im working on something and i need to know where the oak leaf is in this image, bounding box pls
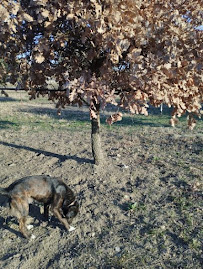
[34,53,45,64]
[22,13,33,22]
[106,112,122,125]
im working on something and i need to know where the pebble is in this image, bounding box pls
[69,226,76,232]
[8,163,16,167]
[31,234,36,240]
[124,194,130,201]
[27,224,34,230]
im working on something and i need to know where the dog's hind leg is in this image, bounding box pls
[19,216,30,238]
[10,197,30,238]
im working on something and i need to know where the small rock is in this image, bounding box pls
[85,213,91,219]
[69,226,76,232]
[94,208,100,215]
[26,224,34,230]
[8,163,16,167]
[119,164,129,169]
[115,246,121,252]
[30,234,36,240]
[41,221,48,227]
[13,253,21,258]
[124,194,130,201]
[160,225,166,230]
[123,164,129,169]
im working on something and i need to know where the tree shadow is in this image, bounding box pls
[0,120,19,130]
[0,96,19,102]
[115,116,171,128]
[166,231,188,247]
[19,106,91,123]
[0,141,93,164]
[19,105,173,128]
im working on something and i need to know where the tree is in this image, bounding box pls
[0,0,202,164]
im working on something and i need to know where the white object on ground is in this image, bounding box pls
[123,164,129,169]
[31,234,36,240]
[27,224,34,230]
[69,226,76,232]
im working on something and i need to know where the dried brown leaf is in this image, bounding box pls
[106,112,122,125]
[22,13,33,22]
[34,53,45,64]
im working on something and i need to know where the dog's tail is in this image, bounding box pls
[0,187,9,196]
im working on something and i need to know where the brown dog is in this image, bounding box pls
[0,175,79,238]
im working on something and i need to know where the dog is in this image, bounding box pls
[0,175,79,238]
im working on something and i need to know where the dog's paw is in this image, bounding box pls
[69,226,76,232]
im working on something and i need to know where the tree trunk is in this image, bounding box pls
[91,110,103,165]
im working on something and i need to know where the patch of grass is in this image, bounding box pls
[153,156,161,162]
[0,114,90,132]
[0,120,19,130]
[166,190,202,254]
[189,238,202,250]
[128,202,146,212]
[1,94,203,131]
[106,252,148,269]
[173,195,192,211]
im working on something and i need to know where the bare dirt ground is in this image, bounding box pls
[0,92,202,269]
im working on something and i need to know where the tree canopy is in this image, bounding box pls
[0,0,202,129]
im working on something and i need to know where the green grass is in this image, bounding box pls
[1,110,202,132]
[0,93,202,131]
[109,113,203,130]
[0,114,91,131]
[128,202,146,212]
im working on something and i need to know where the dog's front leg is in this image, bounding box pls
[51,195,70,230]
[41,203,50,227]
[44,203,49,221]
[52,207,70,230]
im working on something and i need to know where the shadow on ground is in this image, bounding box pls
[0,200,66,241]
[0,97,19,102]
[0,141,93,164]
[19,105,173,128]
[0,121,19,130]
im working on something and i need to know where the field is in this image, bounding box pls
[0,91,202,269]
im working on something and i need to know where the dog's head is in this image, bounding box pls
[62,200,79,224]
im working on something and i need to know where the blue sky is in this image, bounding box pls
[196,25,203,30]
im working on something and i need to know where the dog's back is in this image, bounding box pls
[3,175,70,204]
